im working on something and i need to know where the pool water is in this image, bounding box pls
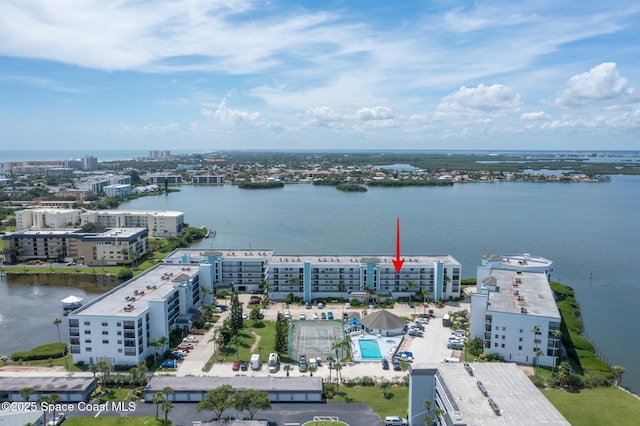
[358,339,383,359]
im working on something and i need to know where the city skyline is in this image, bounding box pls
[1,1,639,151]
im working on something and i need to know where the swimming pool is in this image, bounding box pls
[358,339,383,359]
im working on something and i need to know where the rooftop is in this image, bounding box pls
[482,269,560,318]
[411,362,569,425]
[72,263,199,317]
[145,376,323,393]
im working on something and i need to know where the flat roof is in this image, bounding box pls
[166,249,460,266]
[483,269,560,318]
[94,210,184,217]
[412,363,569,425]
[72,263,199,317]
[3,228,83,237]
[145,376,323,393]
[484,253,553,269]
[82,227,147,240]
[0,376,95,392]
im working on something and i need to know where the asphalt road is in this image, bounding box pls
[60,401,383,426]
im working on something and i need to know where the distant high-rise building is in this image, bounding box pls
[149,150,171,159]
[82,155,98,171]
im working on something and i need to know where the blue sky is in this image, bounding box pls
[1,0,639,152]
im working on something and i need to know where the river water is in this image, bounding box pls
[2,176,639,392]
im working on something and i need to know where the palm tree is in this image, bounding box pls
[557,361,571,387]
[38,395,50,424]
[552,329,562,371]
[535,348,544,377]
[283,364,291,377]
[326,355,335,384]
[308,364,317,377]
[161,399,174,425]
[338,281,346,302]
[20,387,35,402]
[162,386,174,402]
[52,317,69,371]
[334,363,343,391]
[48,393,61,421]
[532,325,541,373]
[152,392,165,420]
[423,399,433,426]
[148,338,162,364]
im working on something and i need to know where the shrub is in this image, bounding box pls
[530,375,545,388]
[383,391,394,399]
[10,343,67,361]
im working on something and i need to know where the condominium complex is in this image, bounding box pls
[76,174,131,194]
[2,227,148,265]
[470,254,561,367]
[15,208,184,238]
[68,263,206,366]
[104,184,132,198]
[82,210,184,237]
[165,249,462,301]
[16,208,81,229]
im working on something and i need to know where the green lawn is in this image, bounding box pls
[219,319,276,363]
[329,384,409,419]
[543,387,640,426]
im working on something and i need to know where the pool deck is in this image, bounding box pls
[351,334,404,362]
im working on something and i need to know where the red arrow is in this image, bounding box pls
[392,217,404,273]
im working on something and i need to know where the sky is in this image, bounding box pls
[1,0,639,152]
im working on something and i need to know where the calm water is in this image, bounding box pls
[2,176,639,392]
[119,177,640,392]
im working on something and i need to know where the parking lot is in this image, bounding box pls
[175,295,470,380]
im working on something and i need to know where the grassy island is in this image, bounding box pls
[238,181,285,189]
[336,183,367,192]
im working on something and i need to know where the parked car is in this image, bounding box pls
[345,302,351,309]
[327,311,334,320]
[299,312,306,320]
[232,360,241,371]
[250,290,262,294]
[248,298,261,305]
[240,361,249,371]
[396,351,413,358]
[189,328,205,335]
[448,342,464,350]
[385,416,408,426]
[285,311,291,320]
[161,359,177,368]
[299,354,308,372]
[408,330,423,337]
[408,301,415,309]
[305,303,312,309]
[313,313,319,320]
[317,302,324,309]
[382,358,390,370]
[321,312,327,320]
[183,336,199,343]
[47,413,66,426]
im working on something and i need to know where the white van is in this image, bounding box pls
[250,353,261,370]
[443,357,461,363]
[268,352,278,372]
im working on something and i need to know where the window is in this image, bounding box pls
[84,339,91,343]
[86,347,92,352]
[117,322,122,327]
[84,321,91,326]
[117,331,122,335]
[501,344,505,348]
[519,337,523,342]
[102,331,108,335]
[117,340,122,344]
[518,346,523,350]
[101,322,108,326]
[102,339,109,344]
[494,334,498,339]
[118,349,123,353]
[502,335,506,340]
[494,343,498,347]
[84,330,91,335]
[519,329,523,333]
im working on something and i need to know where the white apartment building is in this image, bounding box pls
[81,210,184,237]
[165,249,462,302]
[68,263,208,366]
[470,257,561,367]
[16,208,81,229]
[104,184,132,198]
[77,175,131,194]
[2,227,148,265]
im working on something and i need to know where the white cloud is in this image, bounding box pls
[303,106,343,127]
[355,106,394,121]
[201,98,263,126]
[555,62,635,107]
[521,111,550,120]
[437,84,521,114]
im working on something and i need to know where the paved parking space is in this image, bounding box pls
[175,296,471,379]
